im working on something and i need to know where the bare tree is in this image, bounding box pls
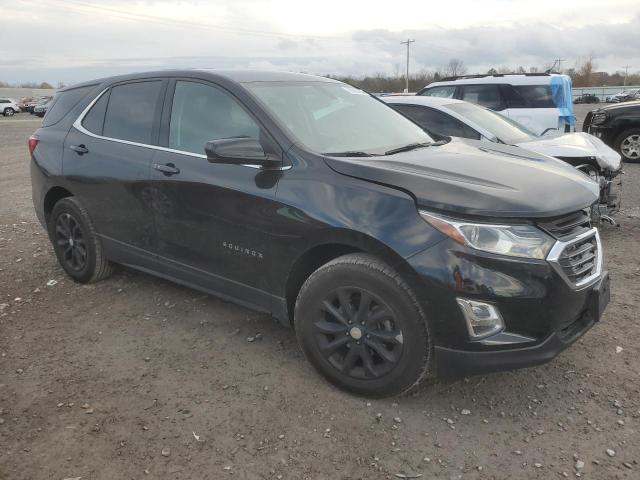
[444,59,467,77]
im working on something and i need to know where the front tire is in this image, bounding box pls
[3,108,15,117]
[615,128,640,163]
[294,253,430,397]
[48,197,114,283]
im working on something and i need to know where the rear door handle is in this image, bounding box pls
[153,162,180,176]
[69,144,88,155]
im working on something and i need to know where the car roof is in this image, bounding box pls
[382,96,465,107]
[425,73,568,87]
[60,69,339,92]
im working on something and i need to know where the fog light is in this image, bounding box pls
[456,298,504,340]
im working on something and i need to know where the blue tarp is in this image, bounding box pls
[550,75,575,126]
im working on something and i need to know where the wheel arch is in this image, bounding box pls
[43,186,74,224]
[283,231,429,327]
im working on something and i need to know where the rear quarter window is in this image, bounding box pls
[42,85,96,127]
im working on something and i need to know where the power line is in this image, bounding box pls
[48,0,345,41]
[400,39,415,93]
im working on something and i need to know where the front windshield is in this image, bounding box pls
[445,102,537,144]
[245,81,433,155]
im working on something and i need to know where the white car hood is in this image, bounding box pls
[515,132,621,171]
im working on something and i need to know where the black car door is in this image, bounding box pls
[63,79,166,261]
[148,79,285,310]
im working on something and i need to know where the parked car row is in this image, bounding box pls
[30,70,610,397]
[0,95,54,117]
[606,89,640,103]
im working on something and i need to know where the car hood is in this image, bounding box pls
[515,132,621,171]
[594,100,640,112]
[323,139,599,219]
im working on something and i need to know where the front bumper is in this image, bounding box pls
[435,271,608,378]
[405,234,609,379]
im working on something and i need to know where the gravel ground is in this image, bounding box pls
[1,112,639,480]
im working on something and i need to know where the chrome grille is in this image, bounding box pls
[547,227,602,289]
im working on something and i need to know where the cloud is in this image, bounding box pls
[0,0,638,84]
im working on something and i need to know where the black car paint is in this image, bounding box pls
[31,70,605,379]
[583,100,640,149]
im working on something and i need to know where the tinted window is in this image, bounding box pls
[0,99,9,104]
[394,104,480,140]
[82,90,110,135]
[42,85,95,127]
[460,85,504,110]
[103,81,163,144]
[420,86,456,98]
[169,81,260,154]
[500,85,528,108]
[512,85,555,108]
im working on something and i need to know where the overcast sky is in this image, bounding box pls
[1,0,639,84]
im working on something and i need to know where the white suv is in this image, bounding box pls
[0,98,21,116]
[417,73,574,136]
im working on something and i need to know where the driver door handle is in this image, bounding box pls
[153,162,180,176]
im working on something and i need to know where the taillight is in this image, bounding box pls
[28,134,39,155]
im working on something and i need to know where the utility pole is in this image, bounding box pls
[401,39,415,93]
[621,65,631,86]
[552,58,566,72]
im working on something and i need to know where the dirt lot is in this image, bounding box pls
[1,111,639,480]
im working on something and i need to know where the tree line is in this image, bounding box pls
[2,57,638,93]
[329,58,640,93]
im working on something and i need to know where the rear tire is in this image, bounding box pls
[614,128,640,163]
[294,253,430,397]
[48,197,114,283]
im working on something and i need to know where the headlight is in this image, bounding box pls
[590,113,607,125]
[420,211,555,259]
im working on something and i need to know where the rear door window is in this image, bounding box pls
[42,85,96,127]
[459,84,505,110]
[393,104,480,140]
[511,85,555,108]
[419,86,456,98]
[102,81,163,144]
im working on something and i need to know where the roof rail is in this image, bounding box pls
[438,72,555,82]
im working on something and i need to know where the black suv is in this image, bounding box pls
[30,70,609,397]
[583,101,640,162]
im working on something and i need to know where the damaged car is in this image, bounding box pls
[385,95,622,222]
[30,71,608,397]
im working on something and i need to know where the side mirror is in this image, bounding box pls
[205,137,277,167]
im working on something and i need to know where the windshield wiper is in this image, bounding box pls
[322,151,377,157]
[384,141,445,156]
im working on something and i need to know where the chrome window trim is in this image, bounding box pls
[72,87,291,171]
[546,227,603,290]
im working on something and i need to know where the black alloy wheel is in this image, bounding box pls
[48,197,114,283]
[54,213,87,271]
[295,253,430,397]
[314,287,403,379]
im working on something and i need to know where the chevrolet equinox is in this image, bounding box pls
[30,70,610,397]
